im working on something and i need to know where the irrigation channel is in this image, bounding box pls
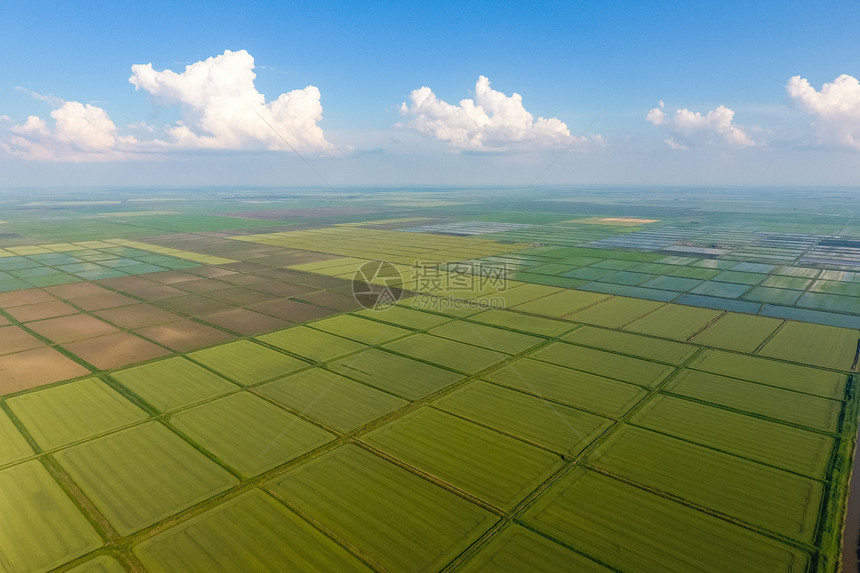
[843,409,860,572]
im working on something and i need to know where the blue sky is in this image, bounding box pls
[2,0,860,188]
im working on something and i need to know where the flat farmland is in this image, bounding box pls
[0,460,103,572]
[632,394,835,478]
[459,525,611,572]
[758,321,859,370]
[269,444,498,572]
[484,357,646,417]
[169,392,334,477]
[1,188,860,572]
[0,408,34,466]
[587,425,823,542]
[561,325,697,364]
[259,367,409,432]
[623,304,723,340]
[110,356,238,412]
[434,380,613,455]
[7,377,148,450]
[54,421,238,535]
[328,347,464,400]
[531,341,676,387]
[383,333,509,374]
[467,308,573,336]
[689,349,848,399]
[666,369,843,432]
[427,320,545,354]
[134,489,371,572]
[690,313,783,352]
[310,313,413,344]
[188,340,310,385]
[362,407,564,509]
[522,468,810,573]
[257,325,366,362]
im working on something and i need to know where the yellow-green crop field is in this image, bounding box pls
[1,188,859,572]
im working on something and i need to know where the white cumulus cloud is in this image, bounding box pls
[399,76,577,151]
[2,101,137,161]
[645,101,756,149]
[129,49,336,153]
[1,49,337,161]
[787,74,860,149]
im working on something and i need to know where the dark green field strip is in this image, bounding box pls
[54,421,238,536]
[798,292,860,315]
[809,280,860,297]
[762,275,813,290]
[7,377,149,450]
[188,340,310,386]
[761,304,860,329]
[675,293,764,314]
[623,304,723,340]
[134,489,371,572]
[362,407,564,510]
[328,348,464,400]
[563,296,664,328]
[666,370,842,432]
[713,270,768,285]
[531,342,676,388]
[434,381,613,455]
[110,357,239,412]
[427,320,545,354]
[631,394,835,479]
[483,283,565,308]
[690,350,848,399]
[169,393,334,478]
[690,313,783,353]
[776,266,821,279]
[576,281,680,302]
[641,275,704,292]
[561,325,697,365]
[355,304,453,330]
[484,358,646,418]
[757,322,859,371]
[689,280,753,298]
[744,286,804,306]
[383,333,510,374]
[257,325,366,362]
[522,468,810,573]
[309,313,413,344]
[459,524,611,572]
[587,425,823,543]
[510,289,609,317]
[269,444,498,572]
[467,309,573,337]
[259,368,409,432]
[0,459,104,573]
[0,406,36,466]
[599,270,658,285]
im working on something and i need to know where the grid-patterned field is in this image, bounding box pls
[1,187,859,573]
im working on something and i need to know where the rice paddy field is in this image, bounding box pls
[1,185,859,572]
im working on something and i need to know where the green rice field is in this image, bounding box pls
[1,186,859,572]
